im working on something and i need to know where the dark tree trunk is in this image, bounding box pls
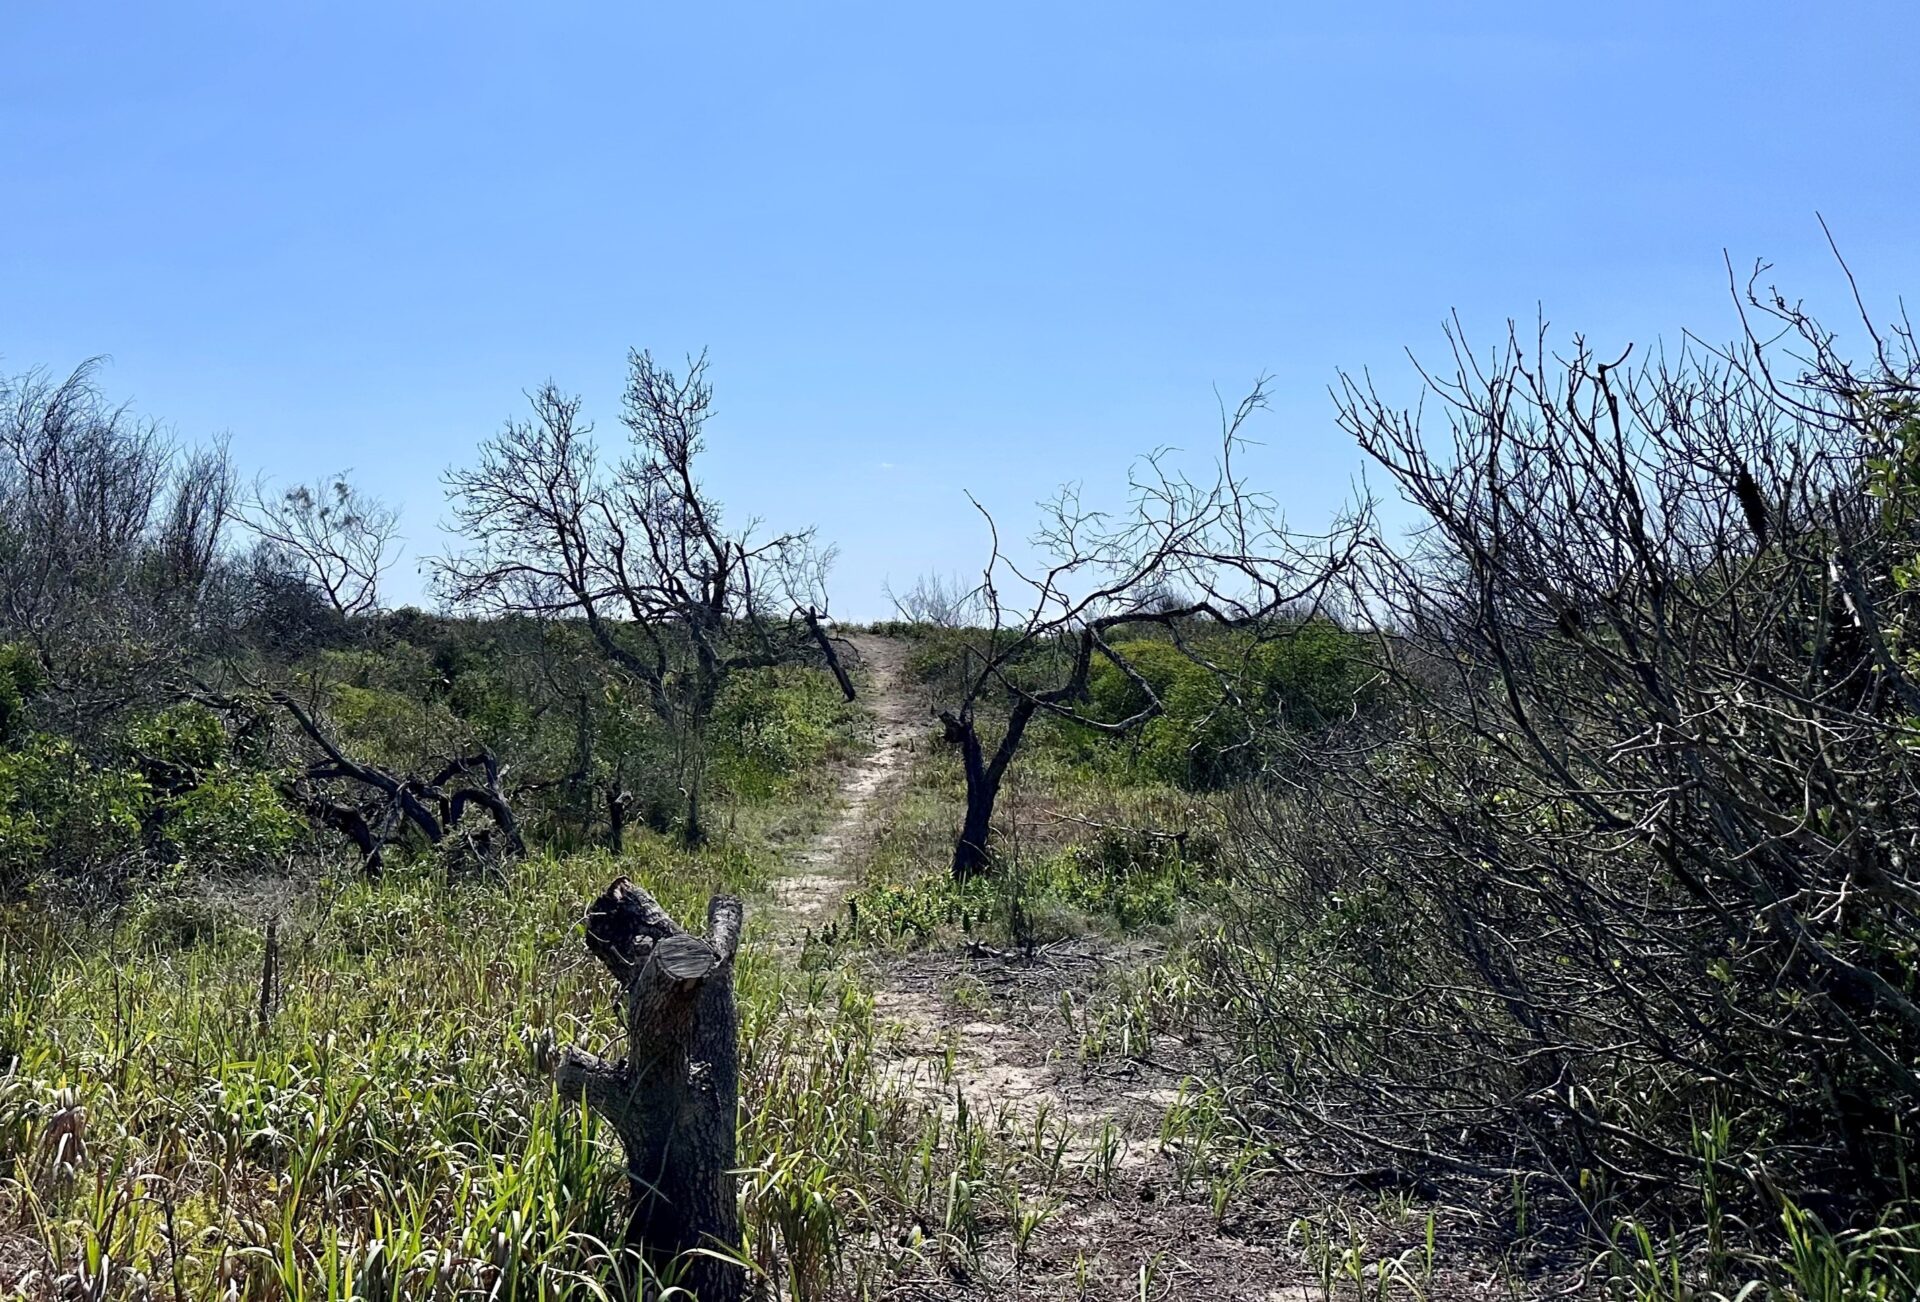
[953,773,998,880]
[804,607,857,702]
[942,698,1037,881]
[440,752,526,856]
[556,878,743,1300]
[683,776,707,847]
[283,786,383,879]
[681,682,715,848]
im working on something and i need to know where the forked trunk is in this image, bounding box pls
[942,698,1036,881]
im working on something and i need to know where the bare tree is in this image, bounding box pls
[436,351,846,844]
[0,359,234,723]
[235,472,398,616]
[884,570,982,627]
[928,384,1364,878]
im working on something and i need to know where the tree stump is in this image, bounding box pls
[555,877,744,1300]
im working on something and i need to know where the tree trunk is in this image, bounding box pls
[804,607,857,702]
[681,708,711,847]
[556,877,743,1300]
[283,786,384,879]
[953,767,998,880]
[684,774,707,847]
[942,699,1036,881]
[572,692,595,827]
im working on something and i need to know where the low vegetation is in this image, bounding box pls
[7,274,1920,1299]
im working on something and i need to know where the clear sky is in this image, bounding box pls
[4,2,1915,618]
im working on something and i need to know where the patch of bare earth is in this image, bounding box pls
[866,942,1589,1300]
[868,943,1335,1300]
[0,1228,57,1298]
[873,940,1187,1163]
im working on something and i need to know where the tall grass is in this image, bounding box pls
[0,831,1049,1300]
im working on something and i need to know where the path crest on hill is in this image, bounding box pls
[769,632,921,925]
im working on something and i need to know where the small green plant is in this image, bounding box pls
[1138,1249,1167,1301]
[1007,1187,1059,1267]
[1084,1120,1128,1194]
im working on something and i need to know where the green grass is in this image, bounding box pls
[5,852,633,1298]
[31,641,1912,1300]
[0,832,1002,1300]
[838,720,1222,954]
[0,694,1133,1301]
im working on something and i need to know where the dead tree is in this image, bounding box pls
[234,472,399,617]
[926,383,1364,879]
[190,683,525,876]
[802,605,856,702]
[884,571,982,628]
[437,352,847,845]
[556,877,744,1301]
[0,359,235,726]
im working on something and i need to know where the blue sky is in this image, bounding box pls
[4,2,1915,618]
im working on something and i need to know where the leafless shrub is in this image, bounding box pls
[1214,269,1920,1233]
[0,360,234,722]
[885,571,982,628]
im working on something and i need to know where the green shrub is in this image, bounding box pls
[326,680,463,770]
[127,702,227,771]
[0,643,46,743]
[711,667,858,802]
[1074,622,1374,788]
[122,703,305,873]
[0,735,150,896]
[156,769,302,871]
[0,703,304,894]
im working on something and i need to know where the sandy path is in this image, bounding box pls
[768,632,921,926]
[762,636,1318,1297]
[768,635,1179,1146]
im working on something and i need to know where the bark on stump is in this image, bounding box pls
[555,877,744,1300]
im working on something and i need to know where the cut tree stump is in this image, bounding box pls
[555,877,744,1300]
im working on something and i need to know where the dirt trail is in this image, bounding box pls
[769,632,921,926]
[765,635,1317,1298]
[769,633,1184,1152]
